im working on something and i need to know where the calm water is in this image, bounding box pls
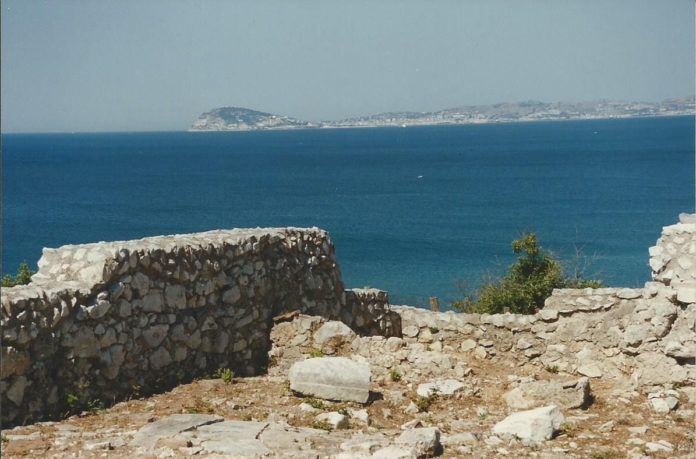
[2,117,694,307]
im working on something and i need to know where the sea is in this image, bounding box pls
[2,116,694,308]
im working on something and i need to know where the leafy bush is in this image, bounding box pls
[2,261,35,287]
[389,369,402,382]
[414,392,439,412]
[452,233,602,315]
[215,367,235,384]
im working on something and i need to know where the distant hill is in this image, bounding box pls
[190,107,313,131]
[190,97,694,131]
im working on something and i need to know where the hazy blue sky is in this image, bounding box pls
[1,0,694,133]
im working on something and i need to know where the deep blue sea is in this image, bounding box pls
[2,116,694,307]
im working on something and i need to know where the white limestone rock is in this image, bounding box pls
[676,286,696,304]
[402,325,420,338]
[648,390,679,413]
[503,378,590,410]
[349,408,370,425]
[313,321,356,348]
[492,405,564,442]
[645,440,673,452]
[577,363,602,378]
[460,339,477,351]
[634,352,688,386]
[130,414,223,449]
[395,427,442,458]
[315,412,349,430]
[372,445,419,459]
[416,379,465,398]
[298,402,320,413]
[289,357,370,403]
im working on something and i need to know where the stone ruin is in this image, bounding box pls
[1,215,695,428]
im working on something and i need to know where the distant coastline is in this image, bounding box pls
[189,98,695,132]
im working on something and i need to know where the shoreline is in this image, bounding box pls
[186,111,695,133]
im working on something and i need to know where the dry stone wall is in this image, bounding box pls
[342,288,401,337]
[2,214,694,429]
[1,228,347,426]
[650,213,696,304]
[388,214,696,391]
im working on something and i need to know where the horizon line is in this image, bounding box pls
[1,112,694,136]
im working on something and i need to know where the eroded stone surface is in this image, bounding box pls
[289,357,371,403]
[503,378,590,410]
[492,405,564,442]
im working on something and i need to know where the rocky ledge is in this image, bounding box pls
[2,310,694,458]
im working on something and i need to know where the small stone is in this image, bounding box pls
[349,408,370,425]
[403,325,419,338]
[313,321,356,348]
[676,286,696,304]
[141,292,164,313]
[401,419,423,430]
[429,341,443,352]
[648,393,679,413]
[222,286,241,304]
[149,347,172,370]
[142,324,169,348]
[484,435,503,447]
[315,412,349,430]
[395,427,441,457]
[598,420,615,431]
[417,328,433,343]
[460,339,477,352]
[577,363,602,378]
[299,403,320,413]
[503,378,590,410]
[118,300,131,318]
[473,347,488,360]
[492,405,564,442]
[6,376,28,405]
[617,289,642,300]
[164,284,187,309]
[627,426,649,435]
[404,401,419,415]
[416,379,465,397]
[131,272,150,295]
[86,300,111,319]
[538,309,559,321]
[441,432,479,446]
[371,445,418,459]
[516,338,533,350]
[645,440,673,452]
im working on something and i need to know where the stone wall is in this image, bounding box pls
[2,215,694,428]
[1,228,348,426]
[650,213,696,304]
[342,288,401,338]
[389,214,696,391]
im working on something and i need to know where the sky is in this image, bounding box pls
[1,0,694,133]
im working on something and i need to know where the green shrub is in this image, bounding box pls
[2,261,35,287]
[389,369,402,382]
[452,233,602,315]
[306,397,325,410]
[65,381,102,414]
[215,367,235,384]
[414,392,438,412]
